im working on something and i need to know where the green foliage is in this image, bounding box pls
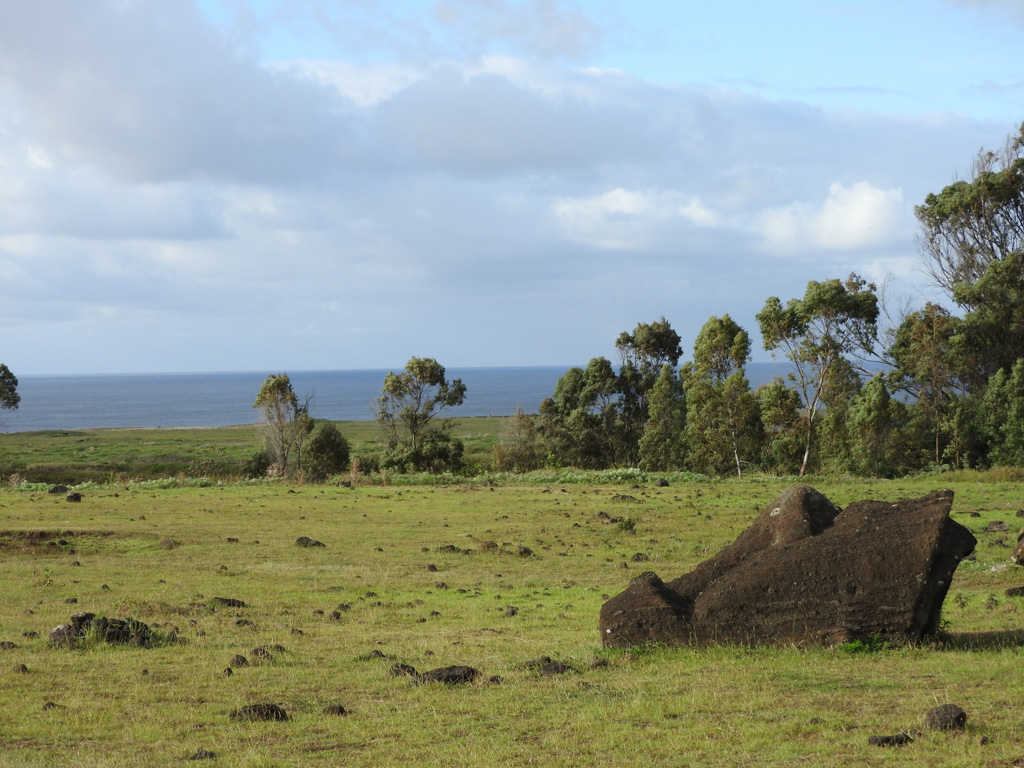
[303,422,351,482]
[638,365,687,471]
[756,274,879,476]
[376,357,467,473]
[981,359,1024,466]
[683,317,761,477]
[756,379,804,475]
[915,121,1024,298]
[492,407,543,472]
[837,633,893,654]
[252,373,313,474]
[0,363,19,411]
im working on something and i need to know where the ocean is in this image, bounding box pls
[0,363,790,433]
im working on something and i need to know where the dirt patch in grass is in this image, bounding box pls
[0,530,118,554]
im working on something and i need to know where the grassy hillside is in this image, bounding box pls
[1,474,1024,766]
[0,417,509,483]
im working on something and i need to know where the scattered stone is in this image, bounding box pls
[868,732,914,747]
[249,648,274,664]
[290,628,303,636]
[209,597,246,608]
[66,493,82,503]
[368,649,387,659]
[600,486,976,647]
[64,597,78,604]
[42,701,65,711]
[229,655,249,667]
[48,485,68,495]
[630,552,649,562]
[426,563,438,572]
[222,667,233,677]
[654,479,669,488]
[416,665,479,685]
[925,704,967,731]
[986,521,1010,533]
[516,546,534,557]
[229,703,289,722]
[235,619,255,628]
[227,537,239,543]
[21,631,37,639]
[188,748,216,760]
[322,704,348,716]
[12,663,28,674]
[478,541,499,552]
[1006,586,1024,597]
[437,545,463,554]
[390,663,417,677]
[504,606,519,617]
[157,539,179,550]
[50,613,154,648]
[0,641,17,650]
[538,661,574,676]
[435,582,449,590]
[295,536,325,548]
[525,656,552,669]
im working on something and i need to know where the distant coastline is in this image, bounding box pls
[0,363,792,434]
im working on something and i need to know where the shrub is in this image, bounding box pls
[303,423,351,483]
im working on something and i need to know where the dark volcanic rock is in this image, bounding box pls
[869,732,914,747]
[600,486,976,647]
[51,613,154,648]
[322,704,348,716]
[295,536,325,548]
[229,703,289,722]
[925,704,967,731]
[210,597,246,608]
[416,665,479,684]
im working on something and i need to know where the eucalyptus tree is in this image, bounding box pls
[916,123,1024,389]
[756,275,879,477]
[253,373,313,475]
[684,315,761,476]
[615,317,682,464]
[375,357,467,473]
[0,364,19,411]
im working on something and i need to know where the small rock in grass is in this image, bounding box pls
[322,704,348,716]
[416,665,479,685]
[390,663,417,678]
[209,597,246,608]
[229,703,288,722]
[925,704,967,731]
[868,732,914,747]
[0,641,18,650]
[41,701,65,711]
[12,663,29,674]
[188,749,216,760]
[295,536,325,548]
[229,655,249,667]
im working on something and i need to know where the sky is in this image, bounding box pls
[0,0,1022,375]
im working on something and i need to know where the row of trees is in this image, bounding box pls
[244,122,1024,480]
[505,123,1024,478]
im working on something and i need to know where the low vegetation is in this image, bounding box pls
[2,461,1024,766]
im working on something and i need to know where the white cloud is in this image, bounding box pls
[756,181,907,254]
[553,187,719,250]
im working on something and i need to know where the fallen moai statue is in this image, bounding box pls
[600,486,976,647]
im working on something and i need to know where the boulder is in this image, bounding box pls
[600,486,976,647]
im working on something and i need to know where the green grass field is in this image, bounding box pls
[0,417,508,483]
[3,427,1024,765]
